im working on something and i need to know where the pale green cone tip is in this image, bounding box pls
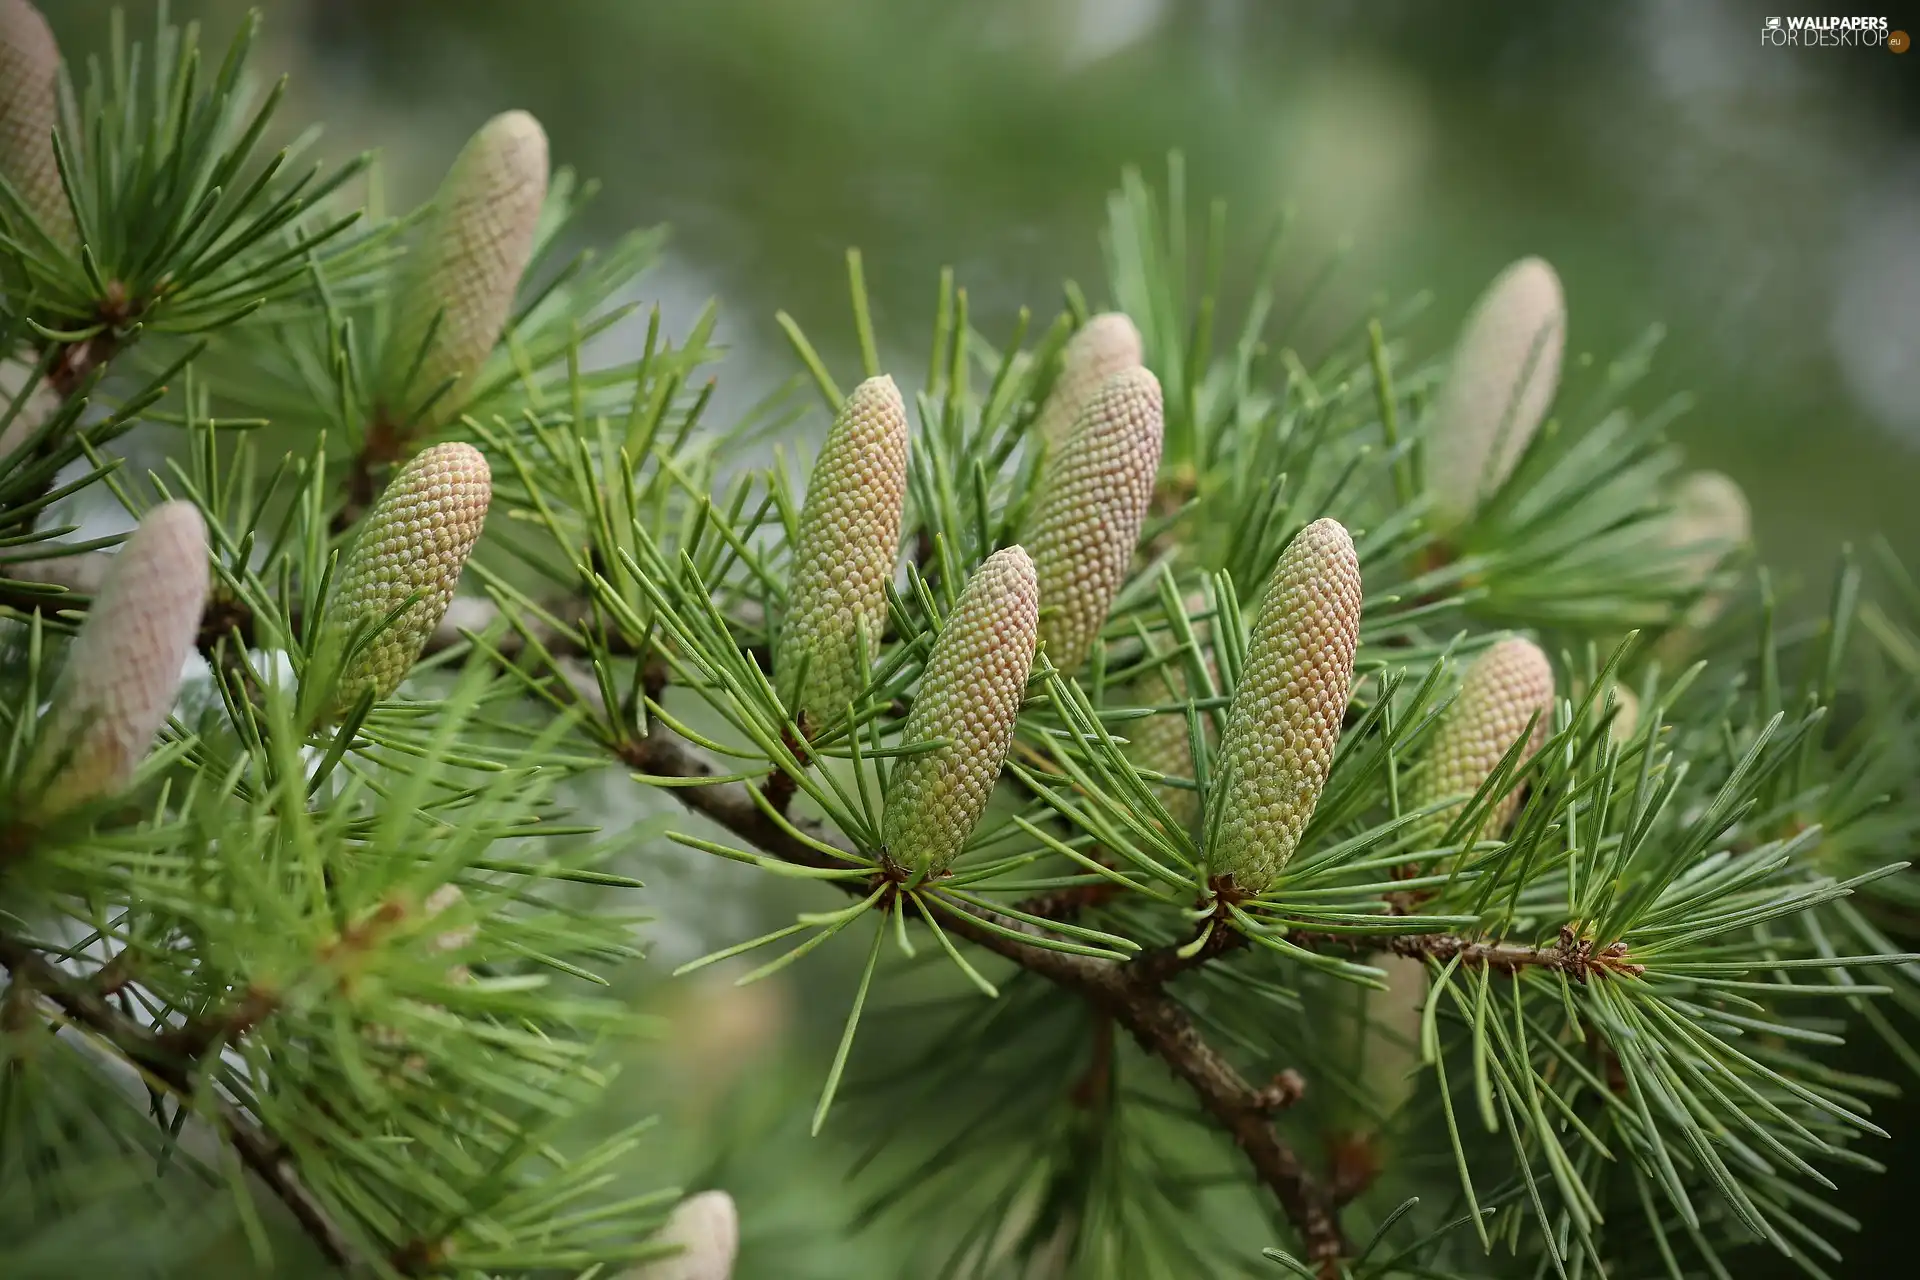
[624,1190,739,1280]
[26,501,209,819]
[1426,256,1565,533]
[774,374,909,730]
[0,0,76,246]
[1206,518,1362,893]
[1026,365,1164,674]
[883,546,1040,875]
[322,442,491,719]
[1410,637,1555,848]
[381,110,549,426]
[1666,470,1749,625]
[1036,312,1143,449]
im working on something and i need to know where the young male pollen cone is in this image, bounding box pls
[0,0,78,246]
[1425,257,1565,534]
[313,442,492,722]
[1026,365,1164,674]
[1035,312,1143,450]
[1408,637,1556,852]
[774,375,909,734]
[1205,518,1362,895]
[21,502,210,820]
[882,546,1039,877]
[623,1190,739,1280]
[380,110,549,427]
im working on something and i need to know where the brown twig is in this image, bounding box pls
[332,413,411,535]
[0,936,368,1271]
[613,723,1351,1265]
[1290,925,1644,982]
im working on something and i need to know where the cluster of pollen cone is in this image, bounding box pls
[1,77,539,816]
[9,441,495,824]
[1,0,1749,908]
[780,250,1753,896]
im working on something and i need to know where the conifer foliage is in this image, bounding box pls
[2,7,1916,1279]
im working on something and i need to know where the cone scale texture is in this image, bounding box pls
[26,502,209,818]
[1026,366,1164,673]
[0,0,75,245]
[382,111,548,425]
[322,442,491,718]
[1206,518,1362,893]
[883,546,1039,875]
[1036,312,1144,449]
[626,1190,739,1280]
[775,375,909,729]
[1426,257,1565,532]
[1410,637,1555,846]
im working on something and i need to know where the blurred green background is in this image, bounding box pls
[36,1,1920,1275]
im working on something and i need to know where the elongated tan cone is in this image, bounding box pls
[625,1190,739,1280]
[1410,638,1555,848]
[883,547,1039,875]
[0,0,75,246]
[381,111,548,425]
[319,442,491,719]
[1206,519,1362,892]
[1036,312,1143,449]
[775,376,909,729]
[25,502,208,818]
[1026,367,1164,673]
[1426,257,1565,532]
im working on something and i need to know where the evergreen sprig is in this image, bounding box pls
[1,7,1915,1279]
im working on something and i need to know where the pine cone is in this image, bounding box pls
[1026,366,1164,673]
[0,0,74,246]
[1036,312,1144,449]
[1206,518,1362,893]
[883,546,1039,875]
[1410,637,1555,847]
[320,442,491,719]
[1426,257,1565,533]
[25,502,209,818]
[626,1190,739,1280]
[775,375,909,729]
[381,111,549,426]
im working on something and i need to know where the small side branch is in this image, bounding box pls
[617,724,1350,1265]
[0,937,367,1271]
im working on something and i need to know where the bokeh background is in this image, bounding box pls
[36,1,1920,1275]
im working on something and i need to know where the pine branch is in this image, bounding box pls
[608,713,1351,1267]
[0,549,590,663]
[0,936,370,1273]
